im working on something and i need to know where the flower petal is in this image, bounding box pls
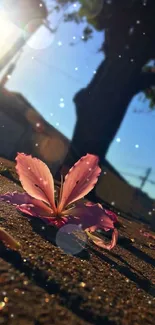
[58,154,101,211]
[140,229,155,240]
[0,192,37,205]
[16,153,56,211]
[86,228,118,250]
[64,202,117,231]
[17,204,67,227]
[47,217,68,228]
[0,227,20,250]
[17,202,52,218]
[0,192,52,215]
[85,202,118,230]
[104,209,118,223]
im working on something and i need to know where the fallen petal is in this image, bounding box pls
[17,204,67,227]
[104,209,118,223]
[64,202,117,231]
[86,228,118,250]
[16,153,56,210]
[85,202,118,230]
[140,229,155,241]
[17,203,52,218]
[0,227,20,250]
[85,225,98,233]
[0,192,37,205]
[58,154,101,211]
[0,192,52,215]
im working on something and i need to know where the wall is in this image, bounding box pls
[96,164,154,223]
[0,89,69,175]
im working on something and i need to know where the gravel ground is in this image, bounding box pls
[0,158,155,325]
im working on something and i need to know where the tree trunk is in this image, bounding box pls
[63,0,155,167]
[65,47,154,167]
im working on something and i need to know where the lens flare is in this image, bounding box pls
[56,224,87,255]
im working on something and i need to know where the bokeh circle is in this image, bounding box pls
[56,224,87,255]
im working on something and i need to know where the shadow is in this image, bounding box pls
[99,230,155,268]
[95,232,154,278]
[108,250,151,281]
[30,218,57,245]
[0,168,20,185]
[122,244,155,268]
[31,215,155,294]
[30,218,90,260]
[0,217,6,223]
[0,243,115,325]
[89,244,155,297]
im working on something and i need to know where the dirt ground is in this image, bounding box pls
[0,157,155,325]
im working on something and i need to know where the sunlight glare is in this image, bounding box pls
[0,10,22,59]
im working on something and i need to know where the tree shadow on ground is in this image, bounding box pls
[100,230,155,267]
[122,243,155,267]
[89,241,155,297]
[108,250,148,279]
[0,243,115,325]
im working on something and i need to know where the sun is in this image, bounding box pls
[0,10,22,59]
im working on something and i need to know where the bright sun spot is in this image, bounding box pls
[0,10,22,59]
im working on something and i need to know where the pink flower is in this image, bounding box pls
[0,153,118,250]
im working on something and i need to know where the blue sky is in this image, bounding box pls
[0,1,155,199]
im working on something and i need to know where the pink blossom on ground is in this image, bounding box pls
[0,153,118,250]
